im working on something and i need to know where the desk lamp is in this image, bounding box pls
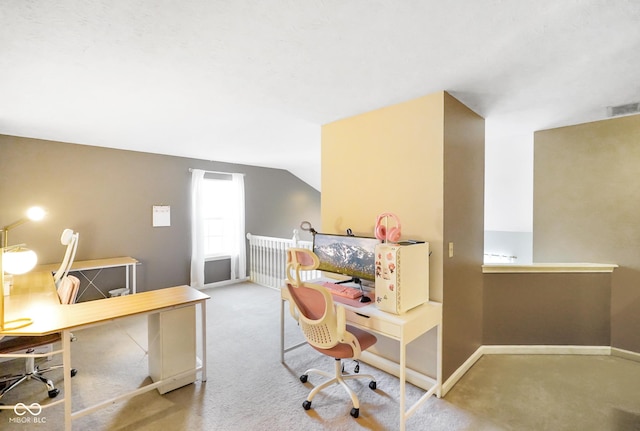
[2,206,46,248]
[1,206,46,331]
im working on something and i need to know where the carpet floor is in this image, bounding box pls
[1,281,639,430]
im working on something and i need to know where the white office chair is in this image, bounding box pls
[53,228,79,289]
[54,229,80,305]
[0,229,80,400]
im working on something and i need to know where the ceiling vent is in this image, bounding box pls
[607,102,640,117]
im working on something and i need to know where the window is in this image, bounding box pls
[202,177,234,257]
[190,169,246,287]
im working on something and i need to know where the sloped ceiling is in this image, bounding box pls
[1,1,639,193]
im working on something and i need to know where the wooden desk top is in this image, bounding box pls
[37,256,140,273]
[2,270,209,337]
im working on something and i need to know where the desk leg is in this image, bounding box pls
[126,265,130,294]
[437,323,442,398]
[280,299,285,363]
[201,300,207,382]
[63,329,72,431]
[132,264,137,294]
[399,333,406,431]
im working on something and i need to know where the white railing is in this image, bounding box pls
[246,230,320,289]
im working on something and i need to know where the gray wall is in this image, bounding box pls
[532,114,640,353]
[483,272,612,345]
[0,135,320,295]
[442,93,485,379]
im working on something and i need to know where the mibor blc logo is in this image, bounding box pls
[9,402,47,424]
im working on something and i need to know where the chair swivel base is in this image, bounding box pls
[299,358,377,418]
[0,363,77,400]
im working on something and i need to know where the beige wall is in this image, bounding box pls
[533,114,640,352]
[321,92,484,381]
[321,92,445,299]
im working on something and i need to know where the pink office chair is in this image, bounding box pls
[285,248,378,418]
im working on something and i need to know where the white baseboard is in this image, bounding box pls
[441,346,484,397]
[362,344,627,399]
[481,345,611,356]
[611,347,640,363]
[442,344,624,397]
[201,278,248,289]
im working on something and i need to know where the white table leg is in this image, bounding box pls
[201,300,207,382]
[280,299,285,363]
[63,329,72,431]
[437,323,442,398]
[400,333,406,431]
[126,265,130,294]
[132,263,137,294]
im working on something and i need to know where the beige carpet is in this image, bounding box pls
[1,282,640,430]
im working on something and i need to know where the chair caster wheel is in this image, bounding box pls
[48,388,60,398]
[302,400,312,410]
[369,381,377,390]
[299,374,308,383]
[350,407,359,418]
[71,368,78,377]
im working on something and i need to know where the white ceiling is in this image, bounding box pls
[2,1,639,229]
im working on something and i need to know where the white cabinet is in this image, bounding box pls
[148,305,196,394]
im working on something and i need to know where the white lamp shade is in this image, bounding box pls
[3,248,38,274]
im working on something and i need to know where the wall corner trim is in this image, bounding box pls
[611,347,640,363]
[441,346,484,396]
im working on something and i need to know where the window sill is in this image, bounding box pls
[205,255,231,262]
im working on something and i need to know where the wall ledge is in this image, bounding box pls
[482,262,618,274]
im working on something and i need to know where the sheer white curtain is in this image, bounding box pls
[190,169,206,288]
[229,173,246,280]
[190,169,246,287]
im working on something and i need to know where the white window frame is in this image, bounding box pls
[190,168,246,287]
[202,176,234,259]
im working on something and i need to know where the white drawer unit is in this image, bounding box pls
[148,305,197,394]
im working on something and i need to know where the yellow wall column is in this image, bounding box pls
[321,91,485,382]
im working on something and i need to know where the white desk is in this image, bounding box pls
[0,270,209,431]
[38,256,139,300]
[280,282,442,431]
